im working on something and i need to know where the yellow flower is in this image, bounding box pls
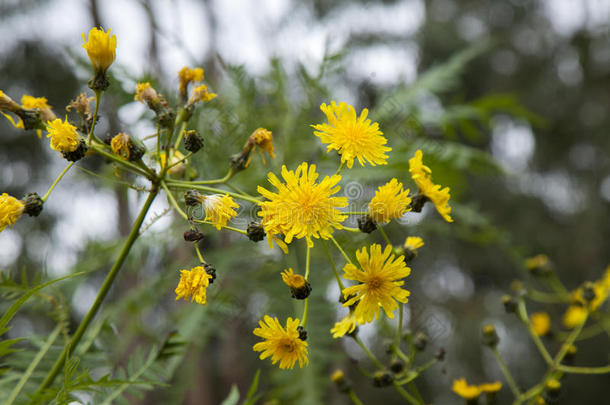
[479,381,502,394]
[257,162,348,248]
[82,27,117,74]
[201,194,239,230]
[175,266,213,305]
[342,244,411,323]
[0,193,25,233]
[524,254,550,273]
[408,149,453,222]
[188,84,217,105]
[246,128,275,165]
[281,268,311,299]
[452,378,481,400]
[46,117,80,153]
[111,132,130,159]
[330,311,358,338]
[562,305,587,329]
[530,312,551,336]
[368,178,411,223]
[252,315,308,369]
[21,95,56,133]
[134,82,158,104]
[178,67,204,97]
[312,101,390,169]
[404,236,424,252]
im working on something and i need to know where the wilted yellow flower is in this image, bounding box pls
[175,266,213,305]
[330,311,358,338]
[188,84,217,105]
[404,236,424,252]
[479,381,502,394]
[246,128,275,165]
[82,27,117,74]
[201,194,239,230]
[530,312,551,336]
[134,82,158,105]
[257,162,348,248]
[342,244,411,323]
[46,117,80,153]
[368,178,411,223]
[0,193,25,233]
[253,315,308,369]
[178,66,204,97]
[408,149,453,222]
[111,132,130,159]
[452,378,481,400]
[281,268,311,299]
[312,101,390,169]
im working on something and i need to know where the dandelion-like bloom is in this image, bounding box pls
[330,311,358,338]
[530,312,551,336]
[201,194,239,230]
[342,244,411,323]
[563,267,610,328]
[452,379,481,400]
[247,128,275,165]
[252,316,308,369]
[408,149,453,222]
[111,133,131,159]
[0,193,25,233]
[188,84,217,105]
[175,266,213,305]
[479,381,502,394]
[82,27,117,74]
[178,67,204,97]
[562,305,587,329]
[46,117,80,153]
[368,178,411,223]
[312,101,390,169]
[404,236,424,252]
[281,268,311,299]
[257,162,348,248]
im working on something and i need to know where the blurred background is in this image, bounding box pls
[1,0,609,404]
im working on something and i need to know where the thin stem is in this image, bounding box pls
[329,236,353,265]
[354,336,385,370]
[190,169,235,185]
[192,219,247,235]
[392,382,421,405]
[491,347,521,398]
[335,161,345,176]
[87,90,101,146]
[161,181,188,220]
[167,181,261,205]
[378,225,392,246]
[172,120,188,150]
[91,144,152,179]
[322,239,345,291]
[194,243,206,264]
[517,299,553,365]
[33,189,158,398]
[166,151,193,171]
[557,364,610,374]
[395,304,404,349]
[42,162,75,202]
[342,226,360,233]
[301,245,311,328]
[347,390,365,405]
[553,310,588,368]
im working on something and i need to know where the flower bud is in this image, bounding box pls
[62,139,88,162]
[297,326,307,341]
[183,229,204,242]
[390,358,404,373]
[184,130,204,153]
[246,221,266,242]
[409,194,428,212]
[502,295,517,313]
[184,190,204,206]
[414,331,428,351]
[482,324,499,347]
[435,347,446,361]
[357,215,377,233]
[23,192,43,217]
[525,254,552,276]
[204,263,216,284]
[331,370,351,393]
[111,132,145,161]
[545,378,561,399]
[372,370,394,387]
[281,269,311,300]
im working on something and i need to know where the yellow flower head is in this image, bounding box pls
[404,236,424,252]
[188,84,217,105]
[525,254,550,272]
[253,315,308,369]
[331,369,345,383]
[246,128,275,165]
[342,244,411,323]
[46,117,80,153]
[530,312,551,336]
[201,194,239,230]
[562,305,587,329]
[82,27,117,74]
[281,268,307,289]
[134,82,158,105]
[368,178,411,223]
[312,101,390,169]
[408,149,453,222]
[257,162,348,248]
[330,311,358,338]
[479,381,502,394]
[452,378,481,400]
[21,95,56,126]
[175,266,213,305]
[178,67,204,97]
[111,132,131,159]
[0,193,25,233]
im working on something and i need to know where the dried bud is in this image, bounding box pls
[482,324,499,347]
[183,229,204,242]
[372,371,394,388]
[246,222,266,242]
[357,215,377,233]
[111,132,145,161]
[184,190,204,206]
[62,139,88,162]
[502,295,517,313]
[524,254,552,276]
[435,347,446,361]
[204,263,216,284]
[582,282,596,303]
[297,326,307,341]
[414,332,428,351]
[23,192,43,217]
[390,359,404,374]
[184,130,204,153]
[409,194,428,212]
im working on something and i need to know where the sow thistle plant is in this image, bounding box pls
[1,27,609,405]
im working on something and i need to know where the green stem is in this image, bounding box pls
[87,90,101,146]
[378,225,392,246]
[91,145,152,179]
[42,162,75,202]
[392,382,421,405]
[172,120,188,150]
[166,151,193,171]
[517,299,553,365]
[190,169,235,185]
[557,364,610,374]
[167,181,261,205]
[553,310,588,368]
[354,336,385,370]
[6,324,62,405]
[322,239,345,291]
[342,226,360,233]
[329,236,353,265]
[395,304,404,350]
[32,189,158,398]
[192,219,247,235]
[491,347,521,398]
[347,390,365,405]
[161,181,188,220]
[301,245,311,328]
[335,161,345,176]
[194,243,206,264]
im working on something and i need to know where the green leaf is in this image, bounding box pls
[220,384,240,405]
